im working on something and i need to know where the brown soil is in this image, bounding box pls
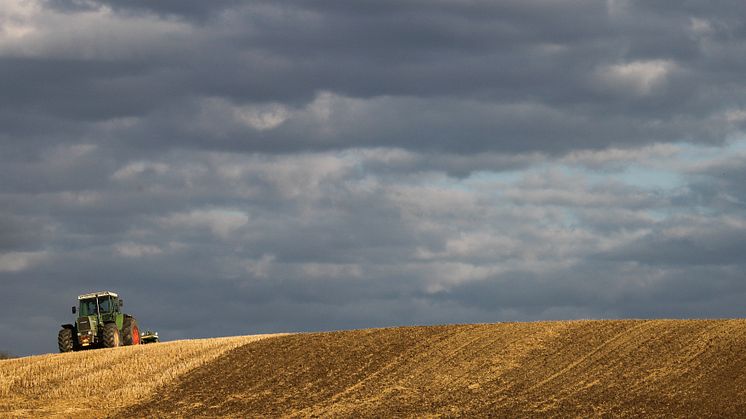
[120,320,746,418]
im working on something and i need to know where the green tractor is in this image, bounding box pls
[58,291,140,352]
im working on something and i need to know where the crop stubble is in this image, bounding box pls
[123,319,746,418]
[3,320,746,417]
[0,334,282,417]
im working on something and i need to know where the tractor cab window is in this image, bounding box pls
[79,296,114,315]
[79,299,98,316]
[98,297,113,313]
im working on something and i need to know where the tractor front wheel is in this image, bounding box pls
[58,328,74,353]
[103,322,121,348]
[122,317,140,345]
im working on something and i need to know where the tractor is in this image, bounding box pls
[58,291,140,352]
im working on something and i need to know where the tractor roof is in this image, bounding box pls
[78,291,119,300]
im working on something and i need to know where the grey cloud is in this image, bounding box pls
[603,217,746,266]
[3,1,745,156]
[44,0,243,21]
[2,1,746,356]
[686,153,746,210]
[437,262,746,319]
[0,214,49,251]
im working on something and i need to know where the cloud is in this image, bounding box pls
[299,262,362,280]
[241,254,276,279]
[0,251,47,272]
[594,60,675,96]
[2,0,746,356]
[2,0,744,154]
[560,144,680,170]
[112,161,169,180]
[232,102,290,131]
[114,242,163,258]
[601,215,746,266]
[158,209,249,239]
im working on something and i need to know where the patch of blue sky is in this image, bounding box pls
[549,163,682,191]
[647,209,671,222]
[560,208,581,229]
[726,135,746,151]
[675,137,746,163]
[450,137,746,193]
[614,167,684,190]
[466,169,528,186]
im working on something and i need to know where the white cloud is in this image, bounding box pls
[159,208,249,239]
[723,109,746,124]
[561,144,680,169]
[0,0,39,44]
[595,60,675,96]
[210,152,356,200]
[234,103,290,131]
[416,262,505,293]
[0,251,46,272]
[112,161,170,180]
[0,0,192,58]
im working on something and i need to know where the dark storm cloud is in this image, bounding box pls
[600,219,746,266]
[4,0,745,156]
[686,153,746,210]
[437,262,746,319]
[2,1,746,356]
[0,213,48,251]
[44,0,244,21]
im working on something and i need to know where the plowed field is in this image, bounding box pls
[3,320,746,417]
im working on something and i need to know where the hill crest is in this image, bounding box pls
[3,320,746,417]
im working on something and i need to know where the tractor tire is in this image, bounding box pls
[122,317,140,346]
[103,322,121,348]
[58,328,75,353]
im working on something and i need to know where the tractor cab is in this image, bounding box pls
[75,291,122,318]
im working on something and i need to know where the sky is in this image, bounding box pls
[1,0,746,356]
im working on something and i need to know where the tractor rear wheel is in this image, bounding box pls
[103,322,121,348]
[58,328,74,353]
[122,317,140,345]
